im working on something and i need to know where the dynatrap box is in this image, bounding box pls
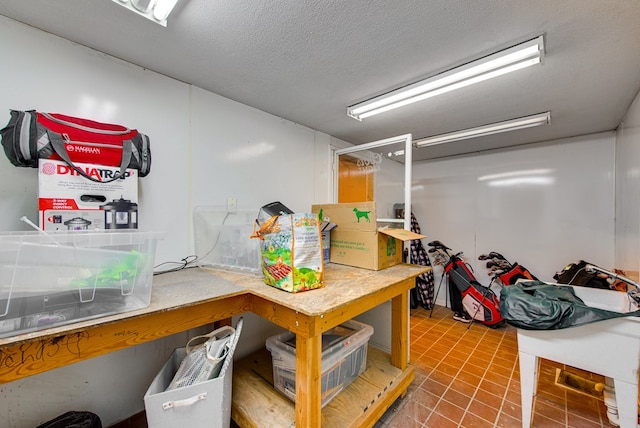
[38,159,138,231]
[312,202,424,270]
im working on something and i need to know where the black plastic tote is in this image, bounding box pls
[37,411,102,428]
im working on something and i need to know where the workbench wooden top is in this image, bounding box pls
[0,263,430,347]
[0,266,245,347]
[208,263,431,316]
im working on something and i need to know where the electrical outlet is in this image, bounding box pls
[227,197,237,213]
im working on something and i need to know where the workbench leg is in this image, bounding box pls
[296,332,322,427]
[613,378,638,428]
[519,352,538,428]
[391,288,409,369]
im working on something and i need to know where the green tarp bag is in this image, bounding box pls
[499,280,640,330]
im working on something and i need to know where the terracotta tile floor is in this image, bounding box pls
[374,305,612,428]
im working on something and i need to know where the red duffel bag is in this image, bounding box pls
[1,109,151,182]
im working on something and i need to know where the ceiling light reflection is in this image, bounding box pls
[479,168,554,187]
[78,96,119,121]
[487,176,555,187]
[226,141,275,161]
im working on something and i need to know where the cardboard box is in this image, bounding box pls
[312,202,424,270]
[38,159,138,231]
[320,220,337,263]
[314,202,378,233]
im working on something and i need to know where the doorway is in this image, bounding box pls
[333,134,413,229]
[337,154,374,203]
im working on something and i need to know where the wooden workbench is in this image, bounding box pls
[0,263,429,428]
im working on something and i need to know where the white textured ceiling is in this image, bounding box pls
[1,0,640,160]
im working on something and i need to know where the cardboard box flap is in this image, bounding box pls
[320,221,338,232]
[377,228,425,241]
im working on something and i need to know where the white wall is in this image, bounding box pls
[411,133,616,306]
[615,90,640,277]
[0,16,340,427]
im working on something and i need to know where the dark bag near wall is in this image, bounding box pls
[553,260,610,289]
[36,411,102,428]
[499,280,640,330]
[0,110,151,183]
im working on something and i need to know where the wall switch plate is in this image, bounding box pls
[227,197,237,213]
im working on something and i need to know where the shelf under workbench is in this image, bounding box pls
[232,346,414,428]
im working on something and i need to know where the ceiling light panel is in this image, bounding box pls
[112,0,180,26]
[347,35,545,121]
[414,112,551,148]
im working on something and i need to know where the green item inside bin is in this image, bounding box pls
[71,251,144,291]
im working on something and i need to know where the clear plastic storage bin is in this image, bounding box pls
[265,319,373,407]
[0,230,163,338]
[192,207,260,272]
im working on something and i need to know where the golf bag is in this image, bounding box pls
[498,263,537,285]
[409,213,435,309]
[428,241,504,327]
[478,251,537,288]
[553,260,610,289]
[554,260,637,294]
[444,254,505,328]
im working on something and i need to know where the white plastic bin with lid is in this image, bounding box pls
[0,230,163,338]
[144,347,233,428]
[266,319,374,407]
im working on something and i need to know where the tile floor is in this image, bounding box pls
[374,305,613,428]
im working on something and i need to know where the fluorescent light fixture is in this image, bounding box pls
[414,111,551,148]
[347,35,544,120]
[112,0,180,26]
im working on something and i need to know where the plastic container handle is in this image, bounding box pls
[0,290,11,317]
[162,392,207,410]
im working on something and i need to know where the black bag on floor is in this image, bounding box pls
[448,276,467,316]
[37,411,102,428]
